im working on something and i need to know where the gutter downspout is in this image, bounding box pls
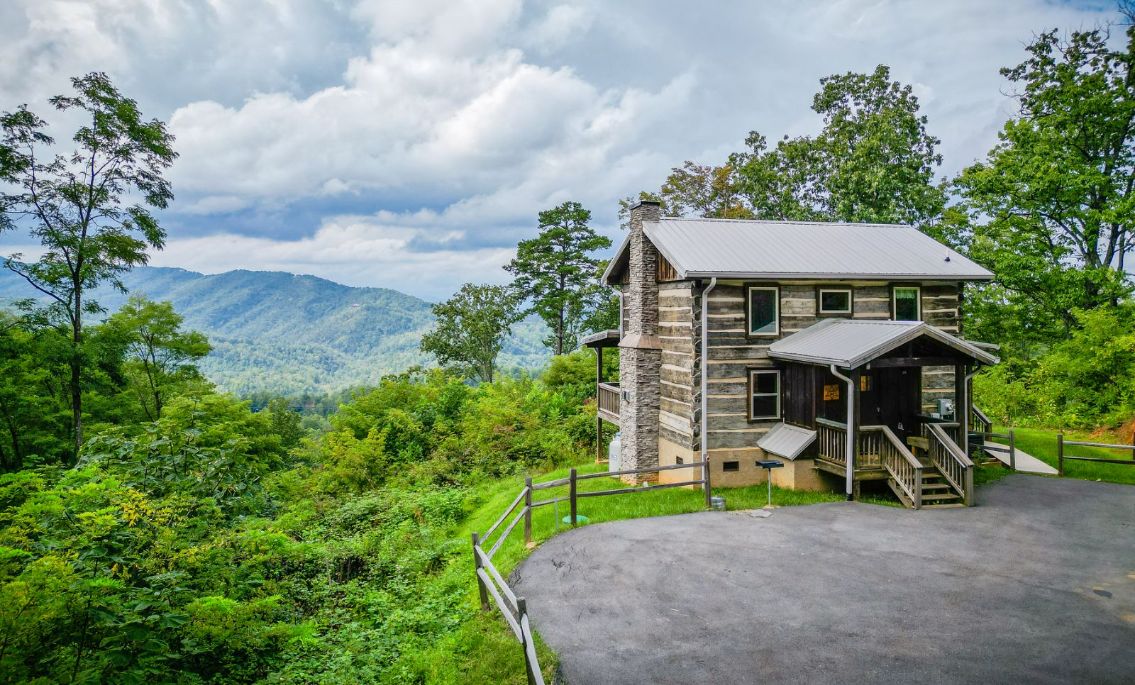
[829,364,855,500]
[700,278,718,484]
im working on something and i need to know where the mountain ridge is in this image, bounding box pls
[0,265,549,395]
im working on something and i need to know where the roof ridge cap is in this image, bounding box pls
[661,216,911,229]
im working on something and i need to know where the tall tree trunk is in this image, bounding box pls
[71,289,83,460]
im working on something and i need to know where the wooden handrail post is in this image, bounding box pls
[569,468,577,526]
[523,479,533,547]
[1057,432,1064,476]
[1008,429,1016,471]
[471,532,489,611]
[703,455,712,509]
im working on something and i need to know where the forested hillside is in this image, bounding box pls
[0,266,549,395]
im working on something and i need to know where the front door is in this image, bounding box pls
[859,367,920,440]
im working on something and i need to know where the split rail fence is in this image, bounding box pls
[470,459,712,685]
[1058,434,1135,475]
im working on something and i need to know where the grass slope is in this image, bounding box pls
[0,266,549,395]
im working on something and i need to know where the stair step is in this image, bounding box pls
[922,502,966,509]
[921,483,952,491]
[921,492,963,502]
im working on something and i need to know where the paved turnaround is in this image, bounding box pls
[513,476,1135,684]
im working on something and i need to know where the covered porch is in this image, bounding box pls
[769,319,999,508]
[582,330,621,461]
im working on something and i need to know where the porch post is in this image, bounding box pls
[850,368,861,500]
[596,346,604,463]
[955,363,969,455]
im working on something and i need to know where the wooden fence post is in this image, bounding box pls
[569,468,577,526]
[523,479,533,547]
[1057,432,1064,476]
[703,455,712,509]
[518,596,536,685]
[1008,429,1016,471]
[471,532,489,611]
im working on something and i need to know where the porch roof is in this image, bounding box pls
[768,319,999,369]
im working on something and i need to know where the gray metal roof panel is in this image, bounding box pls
[757,422,817,461]
[642,218,993,281]
[768,319,998,368]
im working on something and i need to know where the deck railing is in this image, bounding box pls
[472,459,713,684]
[597,382,620,422]
[925,422,974,506]
[816,418,848,465]
[863,424,923,509]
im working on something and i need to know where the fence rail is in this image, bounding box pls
[926,422,974,506]
[471,458,713,684]
[1058,434,1135,475]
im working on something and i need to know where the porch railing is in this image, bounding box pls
[597,382,620,422]
[925,422,974,506]
[816,418,848,466]
[863,424,923,509]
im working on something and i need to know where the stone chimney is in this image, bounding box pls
[619,200,662,482]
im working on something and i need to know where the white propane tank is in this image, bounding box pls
[608,431,621,473]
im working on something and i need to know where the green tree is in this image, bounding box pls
[732,65,946,229]
[505,201,612,354]
[420,283,520,383]
[103,297,211,421]
[954,18,1135,344]
[0,73,177,455]
[659,161,752,219]
[0,315,72,471]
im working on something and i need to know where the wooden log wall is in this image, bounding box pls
[920,284,961,413]
[658,281,698,450]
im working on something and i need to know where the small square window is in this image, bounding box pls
[819,288,852,314]
[893,286,921,321]
[749,369,781,421]
[722,461,740,472]
[747,286,779,336]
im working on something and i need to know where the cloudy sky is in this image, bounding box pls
[0,0,1121,300]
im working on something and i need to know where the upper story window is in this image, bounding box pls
[818,287,852,315]
[749,369,781,420]
[893,286,921,321]
[747,286,779,336]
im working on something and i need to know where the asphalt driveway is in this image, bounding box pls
[513,475,1135,684]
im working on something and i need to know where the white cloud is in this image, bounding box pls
[2,0,1126,299]
[148,215,517,300]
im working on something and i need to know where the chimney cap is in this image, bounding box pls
[631,199,662,211]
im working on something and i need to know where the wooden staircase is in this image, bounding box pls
[886,464,964,508]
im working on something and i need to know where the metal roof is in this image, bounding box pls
[768,319,999,369]
[757,423,817,461]
[580,330,620,348]
[603,217,993,283]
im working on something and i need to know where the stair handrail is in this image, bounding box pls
[861,425,923,509]
[971,405,993,435]
[925,422,974,506]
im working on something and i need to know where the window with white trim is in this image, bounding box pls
[818,287,852,315]
[749,369,781,421]
[747,286,779,336]
[893,286,921,321]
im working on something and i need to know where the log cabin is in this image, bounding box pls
[584,200,999,509]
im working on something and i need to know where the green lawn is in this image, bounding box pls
[994,425,1135,485]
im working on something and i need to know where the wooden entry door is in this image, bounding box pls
[859,368,919,440]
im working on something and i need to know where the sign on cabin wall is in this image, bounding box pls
[823,384,840,401]
[860,375,872,392]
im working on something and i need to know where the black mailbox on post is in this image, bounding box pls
[756,460,784,507]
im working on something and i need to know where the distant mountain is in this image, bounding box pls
[0,266,550,395]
